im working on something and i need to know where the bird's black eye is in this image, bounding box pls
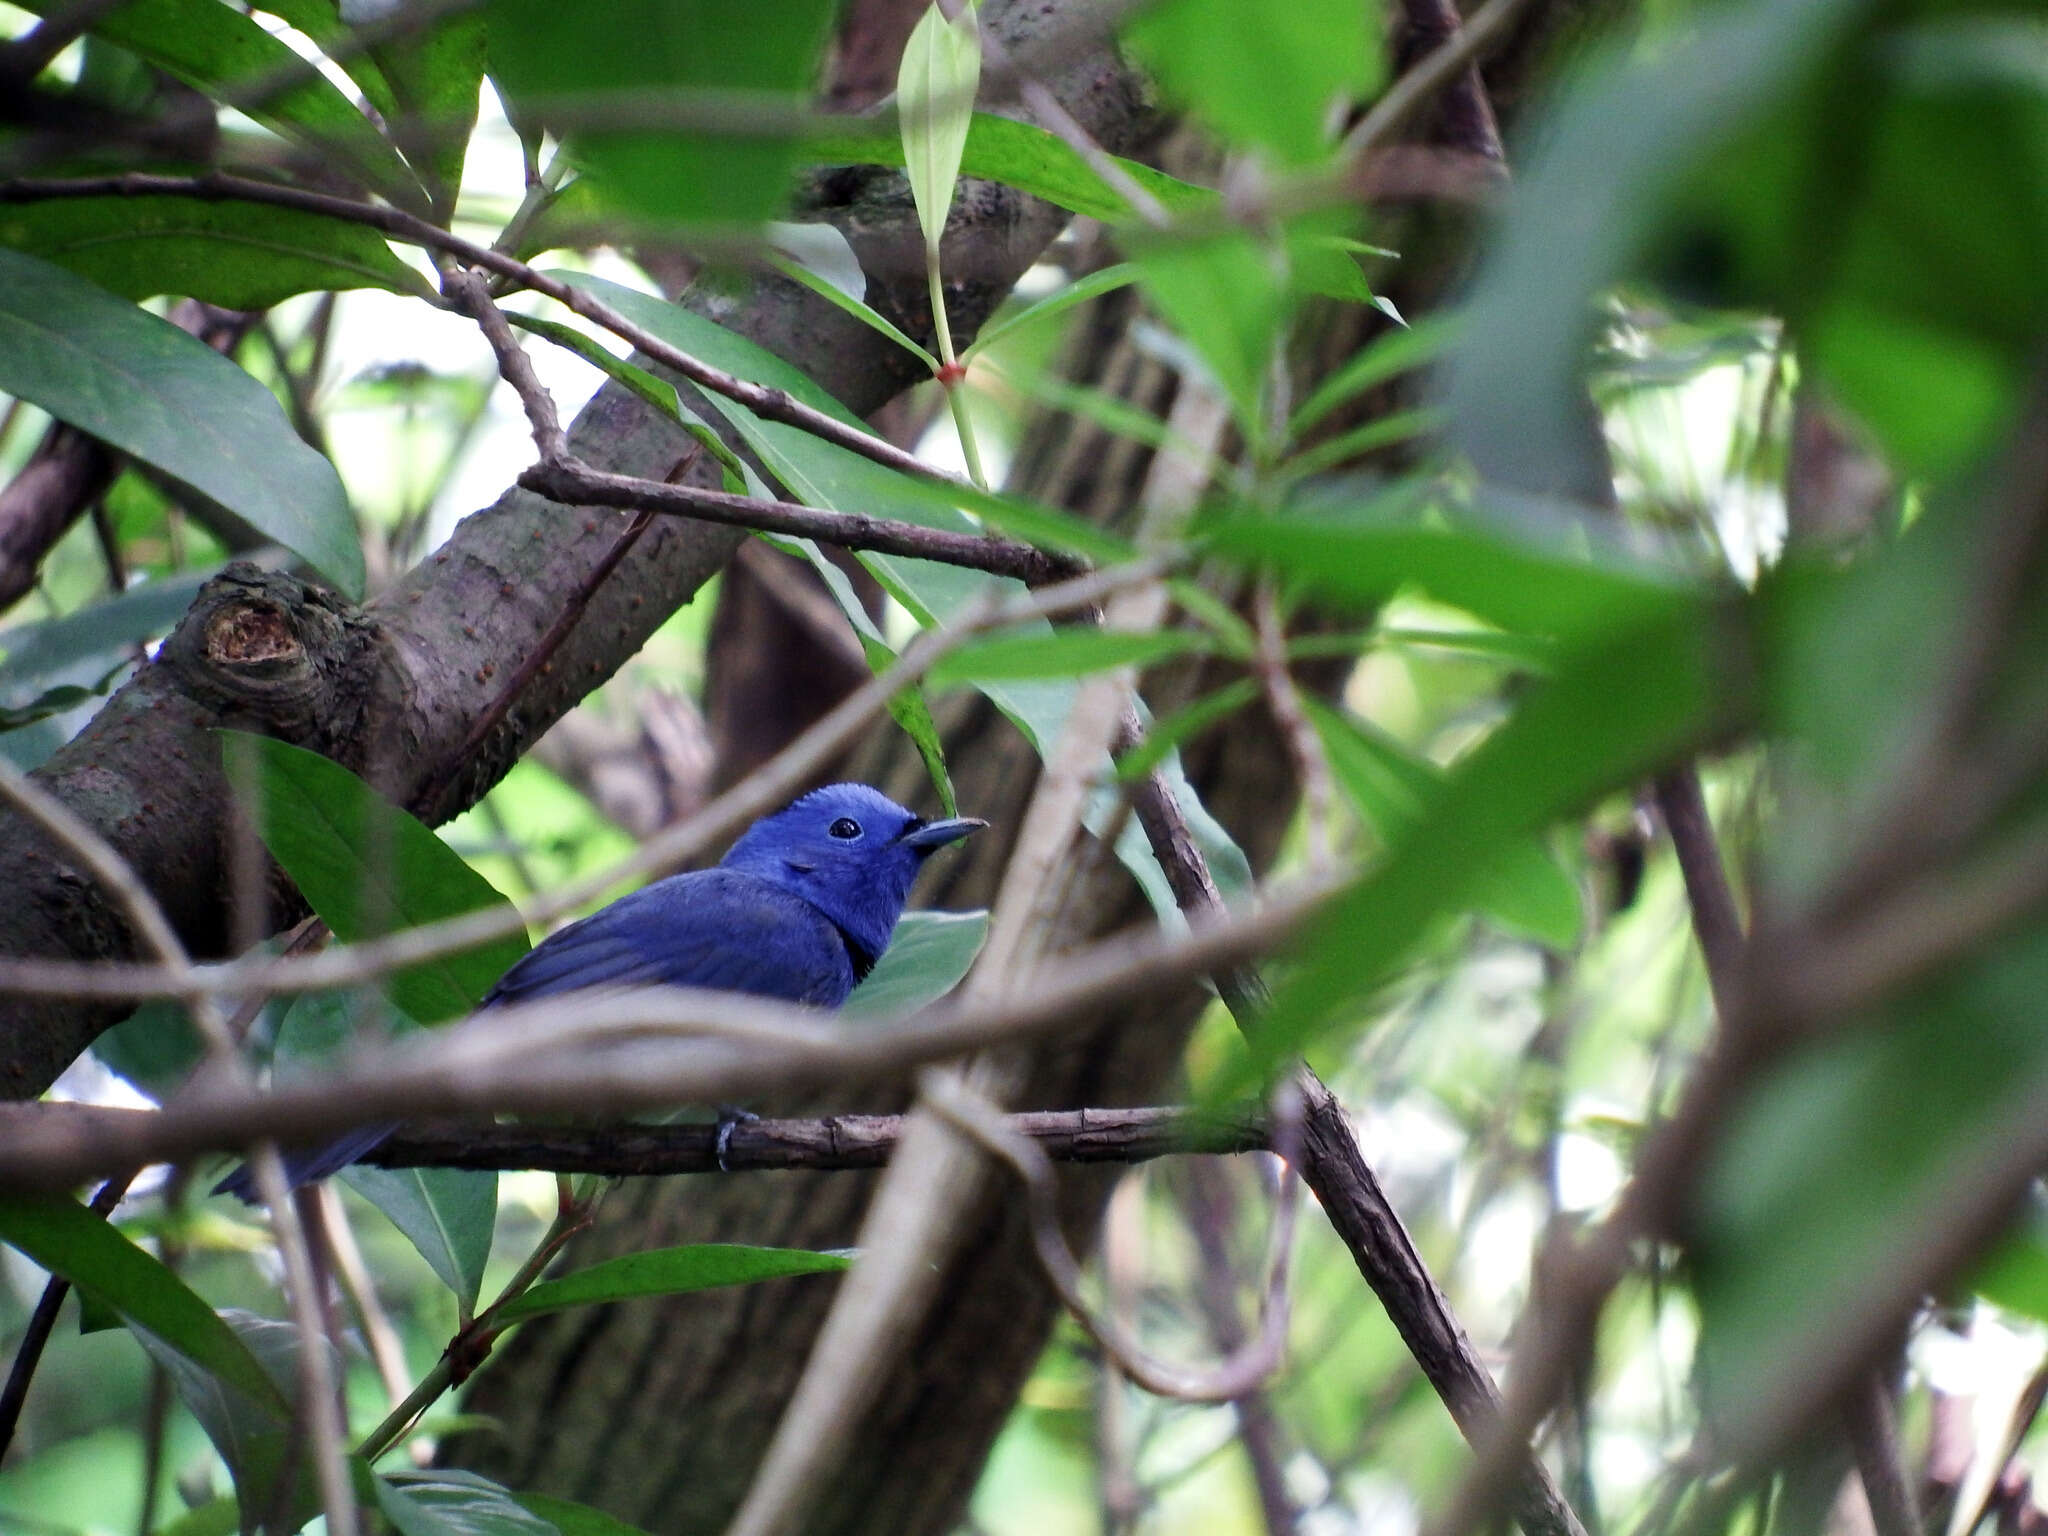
[828,817,862,840]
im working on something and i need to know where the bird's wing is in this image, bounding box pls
[481,870,855,1008]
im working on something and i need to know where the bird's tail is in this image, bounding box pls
[211,1122,399,1204]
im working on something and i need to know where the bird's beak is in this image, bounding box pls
[902,816,986,851]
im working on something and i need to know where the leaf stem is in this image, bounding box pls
[927,252,990,490]
[354,1184,601,1464]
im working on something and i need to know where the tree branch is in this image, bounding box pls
[1118,718,1589,1536]
[520,457,1080,586]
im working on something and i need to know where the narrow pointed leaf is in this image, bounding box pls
[0,1194,290,1417]
[0,196,421,308]
[0,252,362,597]
[898,0,983,258]
[219,732,529,1025]
[495,1245,851,1323]
[342,1165,496,1311]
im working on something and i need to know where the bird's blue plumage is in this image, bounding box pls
[214,783,981,1200]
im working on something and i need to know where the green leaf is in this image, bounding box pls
[134,1310,330,1516]
[0,196,422,309]
[1123,0,1379,165]
[218,732,529,1025]
[93,998,207,1099]
[548,273,1131,563]
[1130,229,1289,439]
[807,112,1216,226]
[844,908,989,1020]
[768,252,938,369]
[488,0,839,228]
[371,8,490,217]
[0,568,215,702]
[929,628,1217,688]
[899,0,983,261]
[342,1165,496,1313]
[1442,0,1861,503]
[0,1194,290,1418]
[1303,698,1583,948]
[0,672,123,733]
[1275,407,1442,485]
[376,1470,560,1536]
[1290,314,1456,441]
[514,1494,656,1536]
[1968,1198,2048,1322]
[1200,497,1693,645]
[962,264,1137,364]
[249,0,402,119]
[494,1245,851,1324]
[0,251,363,598]
[152,1496,241,1536]
[11,0,423,206]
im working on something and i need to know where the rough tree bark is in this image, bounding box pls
[0,0,1150,1096]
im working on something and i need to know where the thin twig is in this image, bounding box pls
[1843,1373,1925,1536]
[1117,718,1589,1536]
[359,1104,1271,1172]
[1254,582,1335,872]
[442,267,567,463]
[315,1185,413,1418]
[0,0,145,83]
[520,457,1079,586]
[1339,0,1532,162]
[1652,768,1745,1019]
[923,1074,1301,1403]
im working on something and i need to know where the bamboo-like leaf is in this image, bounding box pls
[495,1245,850,1323]
[930,628,1217,688]
[962,264,1138,363]
[806,113,1213,226]
[898,0,982,259]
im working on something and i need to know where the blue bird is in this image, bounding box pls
[214,783,983,1200]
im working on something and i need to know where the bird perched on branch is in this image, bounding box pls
[214,782,984,1200]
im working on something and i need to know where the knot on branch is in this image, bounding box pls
[159,563,384,754]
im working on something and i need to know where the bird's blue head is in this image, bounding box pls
[719,783,984,966]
